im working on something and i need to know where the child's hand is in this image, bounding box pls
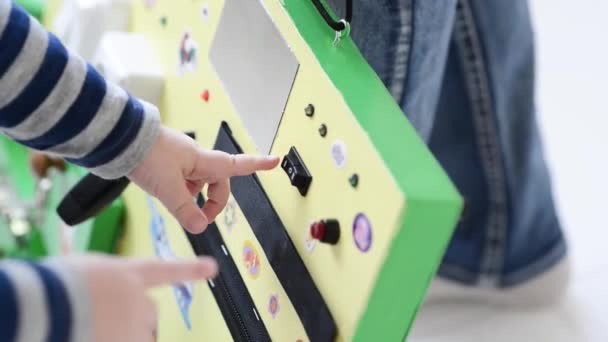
[129,126,279,234]
[56,254,218,342]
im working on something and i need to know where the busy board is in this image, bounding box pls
[35,0,462,340]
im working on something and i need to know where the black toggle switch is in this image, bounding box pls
[281,147,312,196]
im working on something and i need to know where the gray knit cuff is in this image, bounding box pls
[89,100,161,179]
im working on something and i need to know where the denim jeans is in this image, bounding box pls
[327,0,566,287]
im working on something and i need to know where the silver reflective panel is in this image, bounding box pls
[210,0,299,154]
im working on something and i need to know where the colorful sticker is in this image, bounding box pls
[304,222,318,253]
[201,3,210,21]
[177,30,198,74]
[243,240,261,278]
[200,89,210,102]
[223,199,236,232]
[148,196,193,329]
[268,294,280,318]
[331,140,347,169]
[353,213,372,252]
[144,0,155,9]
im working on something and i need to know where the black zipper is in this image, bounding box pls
[212,122,337,341]
[186,194,271,342]
[207,261,253,342]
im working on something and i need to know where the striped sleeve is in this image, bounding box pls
[0,0,161,179]
[0,260,91,342]
[0,1,160,340]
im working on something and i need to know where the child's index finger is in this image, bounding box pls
[129,257,219,288]
[228,154,279,177]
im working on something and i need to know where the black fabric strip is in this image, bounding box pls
[186,196,271,342]
[213,122,337,342]
[311,0,353,31]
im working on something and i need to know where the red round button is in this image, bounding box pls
[310,222,326,240]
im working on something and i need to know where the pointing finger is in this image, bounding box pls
[194,151,279,180]
[143,295,158,336]
[227,154,280,177]
[129,257,218,288]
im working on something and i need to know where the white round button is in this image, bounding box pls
[331,140,348,169]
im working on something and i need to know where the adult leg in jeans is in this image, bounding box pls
[408,1,570,338]
[329,0,569,309]
[425,0,568,304]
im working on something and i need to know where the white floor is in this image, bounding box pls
[408,1,608,341]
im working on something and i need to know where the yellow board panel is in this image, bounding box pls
[119,2,405,340]
[120,187,233,341]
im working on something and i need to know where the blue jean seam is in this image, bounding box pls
[388,0,413,103]
[451,0,511,285]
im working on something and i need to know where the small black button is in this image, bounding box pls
[281,147,312,196]
[318,124,327,137]
[349,173,359,188]
[305,104,315,117]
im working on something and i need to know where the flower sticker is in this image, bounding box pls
[243,240,261,278]
[268,294,280,318]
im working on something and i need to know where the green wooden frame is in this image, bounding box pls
[283,1,463,339]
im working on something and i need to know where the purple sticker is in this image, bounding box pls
[353,213,372,252]
[144,0,155,9]
[268,294,280,318]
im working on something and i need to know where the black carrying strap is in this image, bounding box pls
[57,174,130,226]
[311,0,353,31]
[213,122,337,342]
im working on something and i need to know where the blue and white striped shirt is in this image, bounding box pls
[0,1,161,340]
